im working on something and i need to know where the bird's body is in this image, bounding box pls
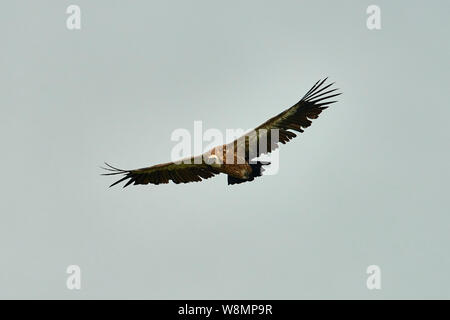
[205,146,265,184]
[103,78,341,187]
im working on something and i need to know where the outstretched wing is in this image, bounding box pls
[230,78,340,160]
[102,156,219,188]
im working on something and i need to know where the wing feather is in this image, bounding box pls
[102,157,218,188]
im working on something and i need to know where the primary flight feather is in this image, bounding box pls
[103,78,340,187]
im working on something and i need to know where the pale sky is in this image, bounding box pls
[0,0,449,299]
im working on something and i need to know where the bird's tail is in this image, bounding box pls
[249,161,270,178]
[227,161,270,185]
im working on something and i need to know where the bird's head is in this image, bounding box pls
[206,154,222,168]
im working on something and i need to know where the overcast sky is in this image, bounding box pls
[0,0,449,299]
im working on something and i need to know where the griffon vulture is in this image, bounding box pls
[103,78,340,187]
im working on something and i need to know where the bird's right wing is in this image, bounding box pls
[102,156,219,187]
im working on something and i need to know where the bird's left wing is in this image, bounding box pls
[102,156,218,187]
[230,78,340,160]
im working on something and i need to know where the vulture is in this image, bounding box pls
[103,78,340,187]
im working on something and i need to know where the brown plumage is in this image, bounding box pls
[103,78,341,187]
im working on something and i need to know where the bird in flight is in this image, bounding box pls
[103,78,340,187]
